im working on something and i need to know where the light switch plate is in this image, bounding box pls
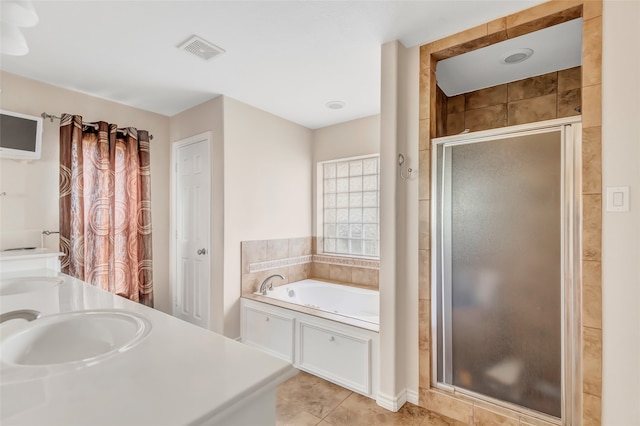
[606,186,630,212]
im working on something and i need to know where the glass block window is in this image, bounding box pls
[321,155,379,258]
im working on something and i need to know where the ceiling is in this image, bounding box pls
[436,18,583,96]
[1,1,550,129]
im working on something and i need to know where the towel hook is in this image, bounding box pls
[398,154,414,180]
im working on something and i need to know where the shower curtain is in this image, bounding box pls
[59,114,153,307]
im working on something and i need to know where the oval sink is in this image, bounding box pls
[1,310,151,367]
[0,276,64,296]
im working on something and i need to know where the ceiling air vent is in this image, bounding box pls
[177,35,225,61]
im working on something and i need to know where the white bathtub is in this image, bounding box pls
[256,279,379,325]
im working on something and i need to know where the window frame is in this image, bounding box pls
[316,154,380,260]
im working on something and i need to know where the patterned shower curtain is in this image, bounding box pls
[59,114,153,307]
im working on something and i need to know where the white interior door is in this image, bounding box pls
[173,135,211,329]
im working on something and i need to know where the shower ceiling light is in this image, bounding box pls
[501,48,534,65]
[326,101,345,110]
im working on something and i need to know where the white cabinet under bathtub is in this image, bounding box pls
[240,298,379,399]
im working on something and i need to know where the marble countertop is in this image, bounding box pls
[0,268,297,425]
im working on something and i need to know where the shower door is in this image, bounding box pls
[432,119,581,422]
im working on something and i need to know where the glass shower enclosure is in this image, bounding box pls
[431,118,582,424]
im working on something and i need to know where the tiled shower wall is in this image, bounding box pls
[241,237,379,295]
[438,66,582,137]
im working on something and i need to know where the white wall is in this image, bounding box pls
[222,96,313,337]
[169,96,225,333]
[379,40,420,408]
[601,1,640,424]
[312,115,380,236]
[0,72,172,312]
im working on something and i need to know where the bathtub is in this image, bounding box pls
[256,279,379,325]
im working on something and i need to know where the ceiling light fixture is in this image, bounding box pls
[326,101,345,110]
[501,48,534,65]
[0,0,39,56]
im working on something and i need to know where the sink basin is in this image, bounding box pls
[1,310,151,367]
[0,276,64,296]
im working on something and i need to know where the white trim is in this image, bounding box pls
[376,390,407,412]
[406,389,419,405]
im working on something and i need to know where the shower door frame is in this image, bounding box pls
[430,117,583,425]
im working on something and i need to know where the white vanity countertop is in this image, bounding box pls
[0,248,63,260]
[0,269,297,425]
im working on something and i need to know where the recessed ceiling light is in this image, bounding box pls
[501,48,534,65]
[326,101,345,110]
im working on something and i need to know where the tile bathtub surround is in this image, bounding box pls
[439,66,582,137]
[421,2,602,425]
[241,237,312,295]
[241,237,380,294]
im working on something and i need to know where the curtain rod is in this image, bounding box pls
[41,112,154,140]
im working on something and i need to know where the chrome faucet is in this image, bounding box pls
[259,274,285,295]
[0,309,41,324]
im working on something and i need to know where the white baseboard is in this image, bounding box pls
[406,389,419,405]
[376,390,407,412]
[376,388,420,411]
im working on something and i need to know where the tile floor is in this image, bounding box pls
[276,371,465,426]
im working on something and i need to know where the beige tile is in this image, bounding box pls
[437,86,448,138]
[427,24,488,58]
[329,264,352,283]
[418,249,430,300]
[277,371,352,419]
[466,84,507,110]
[419,299,430,353]
[507,93,556,126]
[557,66,582,92]
[289,237,312,257]
[447,95,465,114]
[557,88,581,118]
[419,346,430,390]
[446,112,465,136]
[583,1,603,20]
[419,119,431,151]
[421,389,473,424]
[465,104,507,132]
[419,69,432,120]
[583,393,601,426]
[325,393,428,426]
[241,240,267,274]
[289,263,311,283]
[518,415,557,426]
[276,397,322,426]
[582,194,602,261]
[582,84,602,128]
[351,267,378,287]
[242,271,268,295]
[311,262,330,280]
[419,200,430,250]
[505,2,582,38]
[583,326,602,397]
[267,239,290,261]
[582,17,602,87]
[507,72,557,102]
[583,260,602,329]
[419,409,469,426]
[419,149,430,201]
[487,17,507,34]
[582,126,602,194]
[473,404,518,426]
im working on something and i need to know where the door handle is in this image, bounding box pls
[197,248,207,255]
